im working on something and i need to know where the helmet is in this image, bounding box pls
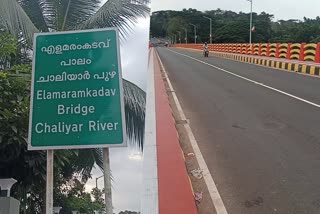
[204,42,208,45]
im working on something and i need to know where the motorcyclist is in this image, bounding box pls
[203,42,208,50]
[203,42,209,56]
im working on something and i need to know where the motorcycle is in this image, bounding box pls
[203,47,209,57]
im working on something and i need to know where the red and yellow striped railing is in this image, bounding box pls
[173,43,320,63]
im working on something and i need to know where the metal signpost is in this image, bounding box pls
[203,16,213,44]
[246,0,253,44]
[189,23,197,44]
[28,28,126,214]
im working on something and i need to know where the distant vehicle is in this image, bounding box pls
[203,47,209,57]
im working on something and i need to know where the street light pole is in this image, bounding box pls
[247,0,253,44]
[174,34,177,44]
[183,28,187,44]
[177,31,181,44]
[203,16,213,44]
[96,175,104,189]
[189,23,197,44]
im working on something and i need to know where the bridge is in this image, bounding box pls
[141,45,320,214]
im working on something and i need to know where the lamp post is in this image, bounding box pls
[183,28,188,44]
[177,31,181,44]
[174,34,177,44]
[189,23,197,44]
[0,178,17,197]
[246,0,253,44]
[203,16,213,44]
[53,207,62,214]
[96,175,104,189]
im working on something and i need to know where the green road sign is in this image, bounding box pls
[28,28,126,150]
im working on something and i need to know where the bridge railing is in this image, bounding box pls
[173,43,320,63]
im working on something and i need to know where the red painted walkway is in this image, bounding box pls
[153,49,198,214]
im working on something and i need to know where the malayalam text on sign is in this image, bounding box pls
[28,28,126,150]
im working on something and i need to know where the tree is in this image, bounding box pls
[166,17,188,42]
[151,8,320,44]
[0,33,17,69]
[55,178,105,214]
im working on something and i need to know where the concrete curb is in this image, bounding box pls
[154,48,198,214]
[142,48,198,214]
[212,52,320,76]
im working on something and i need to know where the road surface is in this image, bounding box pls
[156,47,320,214]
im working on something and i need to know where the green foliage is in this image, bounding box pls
[311,35,320,43]
[0,70,31,166]
[0,67,47,214]
[55,178,105,214]
[166,17,188,37]
[151,9,320,44]
[8,64,32,74]
[0,33,17,58]
[0,33,18,69]
[0,62,104,213]
[1,0,150,43]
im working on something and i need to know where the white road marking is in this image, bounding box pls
[155,50,229,214]
[168,49,320,108]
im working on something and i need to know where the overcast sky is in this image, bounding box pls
[151,0,320,21]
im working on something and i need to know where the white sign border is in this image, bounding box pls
[28,28,127,150]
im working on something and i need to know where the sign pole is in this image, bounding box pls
[46,150,54,214]
[103,148,113,214]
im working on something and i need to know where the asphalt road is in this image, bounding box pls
[156,47,320,214]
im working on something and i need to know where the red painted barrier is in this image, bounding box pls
[315,43,320,63]
[174,42,320,64]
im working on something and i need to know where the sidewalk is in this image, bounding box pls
[141,48,198,214]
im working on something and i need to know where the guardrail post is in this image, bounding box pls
[299,43,306,61]
[275,43,280,58]
[242,44,246,54]
[266,43,270,57]
[315,43,320,63]
[258,43,262,56]
[286,43,292,60]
